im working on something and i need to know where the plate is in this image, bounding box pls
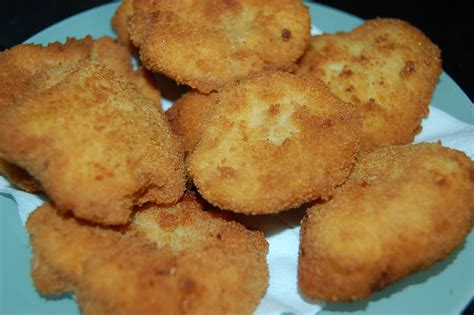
[0,2,473,315]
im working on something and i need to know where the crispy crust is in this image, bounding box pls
[111,0,134,46]
[0,36,161,110]
[296,18,442,151]
[299,143,474,301]
[166,91,218,155]
[0,61,185,225]
[129,0,311,93]
[90,36,162,108]
[0,36,162,192]
[27,194,268,315]
[188,71,361,214]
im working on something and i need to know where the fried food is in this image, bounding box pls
[296,18,442,151]
[166,91,217,155]
[90,36,162,108]
[188,71,361,214]
[299,143,474,302]
[0,61,185,225]
[27,193,269,315]
[111,0,134,46]
[0,36,160,110]
[0,36,162,192]
[129,0,311,93]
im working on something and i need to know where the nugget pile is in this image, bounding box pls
[0,0,473,313]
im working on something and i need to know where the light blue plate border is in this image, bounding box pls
[1,2,473,315]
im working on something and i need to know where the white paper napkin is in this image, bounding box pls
[1,106,472,314]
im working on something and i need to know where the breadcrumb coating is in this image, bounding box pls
[0,36,162,192]
[297,19,442,151]
[0,61,185,225]
[188,71,361,214]
[111,0,134,46]
[166,91,218,155]
[129,0,311,92]
[299,143,474,301]
[27,194,268,315]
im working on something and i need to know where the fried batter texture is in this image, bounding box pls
[26,194,269,315]
[111,0,134,46]
[299,143,474,302]
[296,19,442,151]
[166,91,218,155]
[0,36,160,110]
[188,71,361,214]
[129,0,311,93]
[0,36,162,191]
[0,61,185,225]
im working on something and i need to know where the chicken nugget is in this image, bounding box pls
[111,0,134,46]
[296,19,442,151]
[27,193,268,314]
[299,143,474,302]
[0,36,162,192]
[27,205,124,296]
[129,0,311,93]
[0,61,185,225]
[166,91,217,155]
[0,36,161,110]
[188,71,361,214]
[90,36,162,108]
[0,38,88,110]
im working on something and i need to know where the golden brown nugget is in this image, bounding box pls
[27,194,269,315]
[129,0,311,93]
[0,61,185,225]
[296,19,442,151]
[0,36,161,110]
[166,91,218,155]
[111,0,134,46]
[0,38,90,111]
[0,36,162,192]
[89,36,162,108]
[27,205,124,295]
[299,143,474,302]
[188,71,361,214]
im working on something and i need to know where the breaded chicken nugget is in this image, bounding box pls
[188,71,361,214]
[90,36,162,108]
[0,36,162,192]
[0,40,90,191]
[0,36,161,110]
[27,206,124,296]
[0,38,87,110]
[27,194,268,315]
[166,91,217,155]
[299,143,474,302]
[0,61,185,225]
[129,0,311,93]
[296,19,442,151]
[111,0,134,46]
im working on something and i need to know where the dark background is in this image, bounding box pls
[0,1,472,314]
[0,0,472,101]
